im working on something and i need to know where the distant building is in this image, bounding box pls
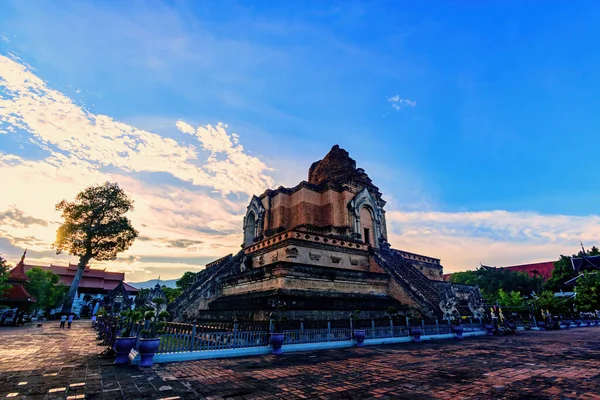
[0,252,36,323]
[564,253,600,295]
[20,259,138,316]
[442,261,555,282]
[136,279,168,313]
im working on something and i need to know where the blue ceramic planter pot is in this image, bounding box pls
[537,321,546,329]
[138,338,160,367]
[452,325,463,340]
[114,337,137,365]
[353,330,366,347]
[270,333,284,355]
[484,324,494,335]
[410,327,422,343]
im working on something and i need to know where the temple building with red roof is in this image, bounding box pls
[3,251,138,317]
[1,251,36,304]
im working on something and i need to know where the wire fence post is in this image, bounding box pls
[233,320,238,349]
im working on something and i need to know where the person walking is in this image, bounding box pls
[67,314,74,329]
[59,314,66,329]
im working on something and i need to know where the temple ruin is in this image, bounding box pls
[170,145,483,321]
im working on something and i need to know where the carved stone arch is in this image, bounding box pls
[243,196,265,247]
[348,188,386,248]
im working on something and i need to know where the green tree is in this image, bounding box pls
[0,256,11,299]
[450,267,543,303]
[25,267,68,315]
[497,289,526,308]
[545,246,600,292]
[531,290,573,316]
[176,271,197,292]
[575,272,600,312]
[162,287,181,304]
[54,182,138,314]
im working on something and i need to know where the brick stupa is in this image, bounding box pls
[170,145,483,321]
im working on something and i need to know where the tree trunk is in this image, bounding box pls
[61,256,90,314]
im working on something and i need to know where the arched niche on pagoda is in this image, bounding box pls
[242,195,265,248]
[348,188,385,248]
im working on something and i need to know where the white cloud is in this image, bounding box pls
[387,210,600,273]
[388,95,416,110]
[0,54,273,196]
[0,54,268,277]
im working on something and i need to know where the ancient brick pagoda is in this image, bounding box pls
[170,145,483,321]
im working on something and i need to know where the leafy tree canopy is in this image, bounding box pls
[54,182,138,313]
[531,290,574,316]
[497,289,526,309]
[25,267,68,315]
[575,272,600,312]
[54,182,139,262]
[0,256,11,299]
[162,287,181,304]
[176,271,197,292]
[449,267,543,303]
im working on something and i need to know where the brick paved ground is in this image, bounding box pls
[1,321,600,399]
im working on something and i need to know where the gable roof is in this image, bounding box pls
[501,261,555,280]
[571,255,600,272]
[21,263,138,293]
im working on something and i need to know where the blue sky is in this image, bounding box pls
[1,1,599,281]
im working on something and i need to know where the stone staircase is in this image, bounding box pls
[373,247,444,317]
[168,252,244,321]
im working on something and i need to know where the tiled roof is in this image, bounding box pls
[3,284,36,303]
[501,261,555,280]
[21,263,138,293]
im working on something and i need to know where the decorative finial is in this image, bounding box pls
[17,249,27,267]
[581,241,586,255]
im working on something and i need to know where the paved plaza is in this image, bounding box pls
[1,322,600,399]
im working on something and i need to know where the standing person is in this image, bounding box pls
[67,314,74,329]
[59,314,67,329]
[91,314,97,327]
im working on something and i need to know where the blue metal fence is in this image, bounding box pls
[143,318,484,354]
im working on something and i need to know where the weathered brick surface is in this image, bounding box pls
[1,322,600,399]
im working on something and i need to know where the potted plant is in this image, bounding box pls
[483,315,495,335]
[351,310,366,347]
[269,304,286,355]
[113,310,142,365]
[138,307,169,367]
[451,319,463,340]
[408,310,422,342]
[537,320,546,329]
